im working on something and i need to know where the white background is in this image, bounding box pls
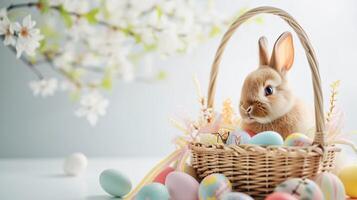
[1,0,357,157]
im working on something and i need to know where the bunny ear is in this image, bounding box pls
[258,36,269,66]
[270,32,294,75]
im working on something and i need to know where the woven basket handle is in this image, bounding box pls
[207,6,325,146]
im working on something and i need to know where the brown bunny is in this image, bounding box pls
[239,32,312,139]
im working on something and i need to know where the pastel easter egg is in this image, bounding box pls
[338,165,357,198]
[314,172,345,200]
[249,131,284,146]
[99,169,132,197]
[284,133,312,147]
[63,152,88,176]
[199,173,232,200]
[265,192,297,200]
[221,192,254,200]
[153,166,175,184]
[226,129,251,145]
[135,183,169,200]
[275,178,324,200]
[165,171,199,200]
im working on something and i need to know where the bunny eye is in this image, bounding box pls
[264,85,274,96]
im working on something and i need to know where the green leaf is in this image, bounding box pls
[101,75,112,90]
[134,34,142,43]
[38,0,50,14]
[156,6,163,18]
[39,40,47,53]
[237,7,249,16]
[156,70,167,80]
[85,8,100,24]
[40,24,59,39]
[68,69,85,80]
[144,44,157,52]
[100,68,113,90]
[59,6,73,28]
[209,25,221,37]
[254,17,264,25]
[69,90,80,102]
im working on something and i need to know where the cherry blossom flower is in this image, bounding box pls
[1,0,232,125]
[63,0,90,14]
[48,0,65,6]
[0,18,16,46]
[157,28,184,55]
[75,92,109,126]
[29,78,58,97]
[13,15,43,58]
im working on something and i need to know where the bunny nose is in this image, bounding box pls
[246,106,253,114]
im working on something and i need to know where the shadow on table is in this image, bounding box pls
[40,173,72,178]
[86,195,122,200]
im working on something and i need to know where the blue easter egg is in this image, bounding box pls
[99,169,132,197]
[199,173,232,200]
[249,131,283,146]
[135,183,169,200]
[221,192,254,200]
[226,129,251,145]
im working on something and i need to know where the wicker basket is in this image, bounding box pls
[190,6,340,199]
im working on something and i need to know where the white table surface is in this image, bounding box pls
[0,157,163,200]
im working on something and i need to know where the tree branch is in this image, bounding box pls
[7,2,39,11]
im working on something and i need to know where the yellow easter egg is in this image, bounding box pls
[338,165,357,198]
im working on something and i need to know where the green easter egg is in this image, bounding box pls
[99,169,132,197]
[135,183,169,200]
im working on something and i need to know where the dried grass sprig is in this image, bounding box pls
[326,80,340,123]
[222,98,234,125]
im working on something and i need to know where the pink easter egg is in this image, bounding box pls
[265,192,298,200]
[153,166,175,184]
[165,171,199,200]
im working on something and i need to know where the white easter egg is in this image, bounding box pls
[63,152,88,176]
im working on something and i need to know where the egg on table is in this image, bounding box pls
[165,171,199,200]
[63,152,88,176]
[314,172,345,200]
[99,169,132,197]
[249,131,284,146]
[284,133,312,147]
[338,165,357,198]
[153,166,175,184]
[275,178,324,200]
[135,183,169,200]
[226,129,251,145]
[220,192,254,200]
[265,192,297,200]
[199,173,232,200]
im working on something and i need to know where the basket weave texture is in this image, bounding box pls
[190,6,340,199]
